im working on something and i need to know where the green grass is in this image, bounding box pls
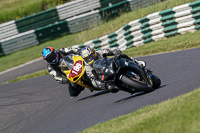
[0,0,199,73]
[124,31,200,57]
[81,87,200,133]
[0,0,73,23]
[3,70,48,84]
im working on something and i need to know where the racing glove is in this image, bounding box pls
[91,70,98,80]
[114,53,130,60]
[113,48,122,55]
[62,77,69,84]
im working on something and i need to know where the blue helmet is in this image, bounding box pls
[81,46,96,65]
[42,46,59,64]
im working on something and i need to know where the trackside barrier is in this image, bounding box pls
[56,0,101,20]
[0,21,18,40]
[0,0,163,55]
[71,0,200,51]
[129,0,162,10]
[0,30,39,55]
[99,1,131,20]
[100,0,124,7]
[67,10,102,33]
[35,21,70,43]
[0,42,3,56]
[0,0,126,41]
[0,0,160,55]
[15,8,60,33]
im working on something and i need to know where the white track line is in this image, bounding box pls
[0,57,43,75]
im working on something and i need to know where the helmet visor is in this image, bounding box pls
[84,53,95,64]
[45,51,58,63]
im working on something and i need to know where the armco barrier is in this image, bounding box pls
[35,21,70,43]
[100,0,126,8]
[129,0,161,10]
[35,0,138,44]
[0,42,3,56]
[56,0,101,20]
[99,1,131,20]
[0,21,18,40]
[71,0,200,51]
[0,30,39,55]
[67,10,102,33]
[0,0,125,42]
[15,8,59,33]
[0,0,164,55]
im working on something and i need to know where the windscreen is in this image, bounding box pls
[93,57,115,75]
[59,54,74,72]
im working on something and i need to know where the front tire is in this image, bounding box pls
[121,75,154,92]
[150,74,161,89]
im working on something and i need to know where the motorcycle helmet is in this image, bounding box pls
[81,46,96,65]
[42,46,59,64]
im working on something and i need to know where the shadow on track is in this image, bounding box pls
[114,92,145,103]
[114,85,167,103]
[77,90,110,101]
[78,85,167,102]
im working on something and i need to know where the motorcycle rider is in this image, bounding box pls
[81,46,146,92]
[42,46,84,98]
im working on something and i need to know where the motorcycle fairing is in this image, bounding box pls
[66,55,85,83]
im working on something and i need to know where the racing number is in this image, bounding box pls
[72,62,82,75]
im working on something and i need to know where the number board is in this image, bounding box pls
[69,60,83,78]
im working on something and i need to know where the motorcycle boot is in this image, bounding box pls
[94,79,119,93]
[68,83,84,98]
[106,83,119,93]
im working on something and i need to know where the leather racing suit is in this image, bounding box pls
[46,47,84,97]
[83,48,122,90]
[83,48,145,91]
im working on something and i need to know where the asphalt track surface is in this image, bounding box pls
[0,58,46,84]
[0,48,200,133]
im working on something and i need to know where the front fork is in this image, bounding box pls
[144,69,153,87]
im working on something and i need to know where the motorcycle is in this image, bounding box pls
[59,54,101,91]
[59,54,161,94]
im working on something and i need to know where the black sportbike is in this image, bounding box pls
[92,54,161,94]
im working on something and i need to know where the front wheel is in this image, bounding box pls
[121,75,154,93]
[149,74,161,89]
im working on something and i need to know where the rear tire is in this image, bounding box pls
[121,75,153,92]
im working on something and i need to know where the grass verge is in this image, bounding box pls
[81,87,200,133]
[123,31,200,57]
[3,70,48,84]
